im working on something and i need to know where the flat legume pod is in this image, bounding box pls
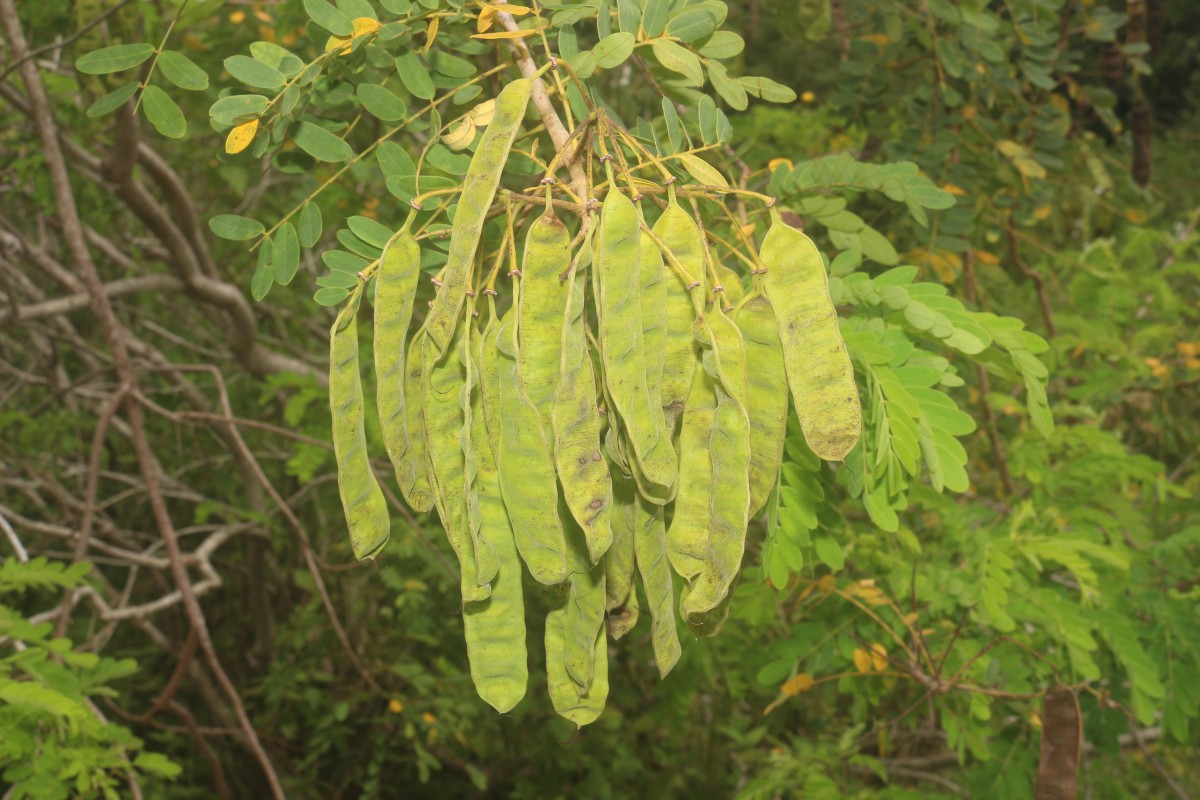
[680,577,736,638]
[735,291,788,518]
[518,207,572,426]
[606,577,640,640]
[639,228,668,417]
[494,312,568,585]
[425,79,531,358]
[562,509,606,691]
[330,292,391,560]
[553,258,613,563]
[462,354,528,713]
[374,232,425,506]
[422,328,490,603]
[459,316,498,585]
[682,308,752,618]
[759,209,861,460]
[475,308,502,462]
[666,361,715,580]
[633,497,681,676]
[595,189,677,501]
[652,196,704,433]
[401,328,436,513]
[545,606,608,727]
[604,470,638,616]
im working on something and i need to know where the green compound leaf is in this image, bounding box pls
[76,43,155,75]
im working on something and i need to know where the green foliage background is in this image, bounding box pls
[2,0,1198,797]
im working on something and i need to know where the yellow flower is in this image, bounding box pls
[387,698,404,714]
[800,91,816,104]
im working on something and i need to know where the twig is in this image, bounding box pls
[0,5,286,795]
[1004,223,1057,337]
[0,508,28,562]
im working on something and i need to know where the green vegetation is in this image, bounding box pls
[1,0,1197,797]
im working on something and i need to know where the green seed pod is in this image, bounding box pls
[494,312,569,585]
[760,209,861,460]
[426,78,532,359]
[595,190,677,501]
[553,250,614,563]
[734,291,788,518]
[463,339,528,713]
[374,232,428,508]
[633,497,681,676]
[422,324,491,603]
[330,290,391,561]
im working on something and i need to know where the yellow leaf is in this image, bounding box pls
[901,612,919,626]
[469,98,497,126]
[1030,710,1042,729]
[254,8,272,23]
[387,698,404,714]
[677,153,729,189]
[477,5,498,32]
[424,17,439,53]
[1033,206,1053,221]
[781,673,814,696]
[1124,209,1148,224]
[962,105,977,120]
[942,183,966,196]
[767,157,793,172]
[1013,157,1047,180]
[443,119,477,151]
[973,249,999,266]
[852,647,872,674]
[816,575,835,594]
[496,4,533,14]
[229,10,246,23]
[859,33,890,46]
[421,712,437,724]
[740,222,757,237]
[800,91,816,103]
[996,139,1025,159]
[325,35,352,53]
[353,17,381,37]
[870,643,887,672]
[472,28,540,39]
[225,119,259,155]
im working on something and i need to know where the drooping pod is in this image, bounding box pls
[330,289,391,560]
[734,291,789,518]
[665,364,716,580]
[595,187,677,502]
[401,329,435,513]
[681,307,752,618]
[463,332,528,712]
[545,605,608,727]
[759,208,861,460]
[518,206,572,428]
[459,309,498,585]
[633,497,681,677]
[493,312,569,585]
[639,227,669,422]
[652,193,705,433]
[422,322,491,603]
[553,243,614,563]
[425,78,532,359]
[561,511,606,691]
[375,231,435,513]
[604,470,639,639]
